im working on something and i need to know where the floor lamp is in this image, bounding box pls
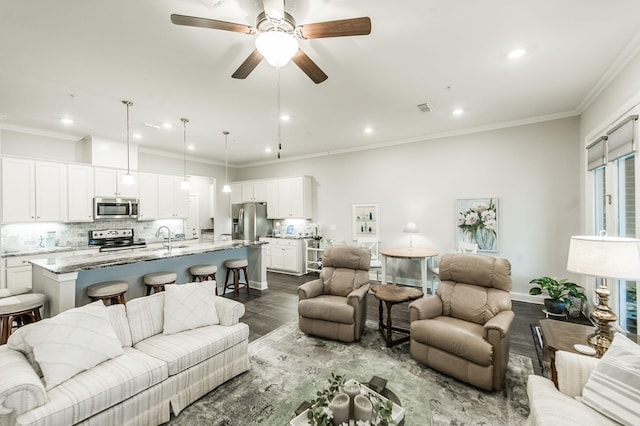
[566,232,640,357]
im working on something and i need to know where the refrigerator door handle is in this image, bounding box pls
[238,208,244,235]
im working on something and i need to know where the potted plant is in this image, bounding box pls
[529,276,587,315]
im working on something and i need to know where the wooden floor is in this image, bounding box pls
[227,271,556,375]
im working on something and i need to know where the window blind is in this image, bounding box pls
[587,136,607,171]
[607,114,638,161]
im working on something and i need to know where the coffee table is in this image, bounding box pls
[266,358,432,425]
[371,284,423,347]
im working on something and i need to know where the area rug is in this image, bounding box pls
[168,320,532,425]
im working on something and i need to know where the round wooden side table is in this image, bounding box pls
[370,284,423,347]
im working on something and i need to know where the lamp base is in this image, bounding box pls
[588,283,618,358]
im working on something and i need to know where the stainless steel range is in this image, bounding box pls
[88,229,147,252]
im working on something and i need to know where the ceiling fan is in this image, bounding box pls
[170,0,371,84]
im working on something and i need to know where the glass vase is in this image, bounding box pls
[474,227,495,250]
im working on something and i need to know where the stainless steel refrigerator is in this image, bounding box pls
[232,202,269,241]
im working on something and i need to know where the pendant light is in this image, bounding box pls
[180,118,191,190]
[121,100,135,185]
[222,131,231,193]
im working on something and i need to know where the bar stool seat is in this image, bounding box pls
[0,292,46,344]
[223,259,249,299]
[189,264,218,295]
[144,271,177,296]
[87,280,128,305]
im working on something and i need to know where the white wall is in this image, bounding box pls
[1,130,85,163]
[236,117,580,299]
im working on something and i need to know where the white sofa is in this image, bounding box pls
[0,290,250,426]
[526,331,640,426]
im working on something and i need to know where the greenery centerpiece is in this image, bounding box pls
[529,276,587,314]
[306,373,396,426]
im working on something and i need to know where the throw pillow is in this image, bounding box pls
[581,333,640,426]
[163,281,219,335]
[15,300,124,390]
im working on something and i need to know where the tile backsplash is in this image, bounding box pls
[1,219,186,253]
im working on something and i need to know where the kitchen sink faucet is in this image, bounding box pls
[155,226,172,252]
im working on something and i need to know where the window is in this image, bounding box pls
[617,154,637,333]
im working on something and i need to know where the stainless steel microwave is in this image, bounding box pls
[93,197,139,220]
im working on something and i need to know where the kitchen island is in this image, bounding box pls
[30,240,267,317]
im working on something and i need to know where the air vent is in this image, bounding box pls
[417,102,433,113]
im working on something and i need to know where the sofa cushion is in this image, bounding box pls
[410,316,492,366]
[127,292,165,345]
[581,333,640,426]
[298,295,355,324]
[9,301,124,390]
[163,281,219,335]
[134,322,249,376]
[16,347,168,426]
[106,304,133,347]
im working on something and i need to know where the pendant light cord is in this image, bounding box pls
[122,100,133,174]
[181,118,189,181]
[224,130,230,184]
[277,67,282,159]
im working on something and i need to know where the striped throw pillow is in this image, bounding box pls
[581,333,640,426]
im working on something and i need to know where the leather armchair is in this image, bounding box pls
[298,244,371,342]
[409,253,514,390]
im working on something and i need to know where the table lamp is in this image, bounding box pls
[566,231,640,357]
[403,222,419,249]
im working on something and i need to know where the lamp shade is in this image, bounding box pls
[255,31,299,67]
[403,222,419,234]
[567,235,640,280]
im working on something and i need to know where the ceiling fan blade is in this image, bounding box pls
[297,17,371,39]
[292,49,328,84]
[232,49,264,79]
[170,14,254,34]
[262,0,285,21]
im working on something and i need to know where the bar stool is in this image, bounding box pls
[143,272,177,296]
[223,259,249,298]
[0,290,46,344]
[87,280,128,305]
[189,264,218,295]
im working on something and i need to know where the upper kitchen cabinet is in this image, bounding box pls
[94,167,139,198]
[137,172,159,220]
[230,183,242,205]
[266,179,279,218]
[278,176,312,218]
[157,174,189,218]
[1,158,67,223]
[67,164,95,222]
[241,181,266,202]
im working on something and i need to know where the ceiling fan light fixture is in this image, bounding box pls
[255,31,299,67]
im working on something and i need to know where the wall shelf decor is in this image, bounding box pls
[352,202,380,242]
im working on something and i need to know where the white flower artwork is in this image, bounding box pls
[456,198,499,252]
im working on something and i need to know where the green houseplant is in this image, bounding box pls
[529,276,587,314]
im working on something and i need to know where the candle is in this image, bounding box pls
[342,382,361,416]
[329,393,350,426]
[354,395,373,422]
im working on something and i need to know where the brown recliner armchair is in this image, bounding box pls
[298,244,371,343]
[409,253,514,390]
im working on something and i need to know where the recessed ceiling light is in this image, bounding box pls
[364,127,373,134]
[133,133,142,139]
[187,145,195,150]
[452,108,464,116]
[265,147,272,153]
[143,122,161,129]
[162,122,172,129]
[280,114,290,121]
[507,48,526,59]
[60,117,73,124]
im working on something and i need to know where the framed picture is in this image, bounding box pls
[456,198,499,252]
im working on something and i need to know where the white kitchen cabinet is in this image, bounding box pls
[230,183,242,204]
[241,181,266,202]
[277,176,312,218]
[4,251,68,291]
[94,167,139,198]
[266,180,279,218]
[138,172,159,220]
[158,174,189,218]
[1,158,67,223]
[67,164,94,222]
[267,238,305,275]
